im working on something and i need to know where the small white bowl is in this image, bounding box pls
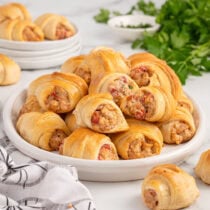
[108,14,159,41]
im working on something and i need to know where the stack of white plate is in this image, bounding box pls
[0,27,81,70]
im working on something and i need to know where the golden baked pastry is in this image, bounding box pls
[195,149,210,184]
[128,52,183,100]
[0,54,21,86]
[110,119,163,159]
[0,19,44,41]
[177,92,194,113]
[0,2,31,22]
[18,95,42,117]
[120,86,176,122]
[34,13,76,40]
[60,127,119,160]
[64,112,80,132]
[73,93,129,133]
[27,72,88,113]
[16,112,70,151]
[142,164,199,210]
[87,46,130,79]
[158,106,196,144]
[89,72,139,105]
[61,55,91,85]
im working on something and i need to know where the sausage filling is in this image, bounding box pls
[170,121,194,144]
[128,137,157,159]
[129,66,152,87]
[144,189,159,210]
[56,23,73,39]
[124,92,155,120]
[49,129,67,151]
[23,27,41,41]
[46,86,71,113]
[98,144,118,160]
[108,76,134,104]
[74,67,91,84]
[91,104,118,132]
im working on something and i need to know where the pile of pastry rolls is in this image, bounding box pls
[16,46,198,161]
[0,2,76,41]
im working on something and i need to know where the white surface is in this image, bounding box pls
[108,14,159,41]
[0,0,210,209]
[3,88,206,182]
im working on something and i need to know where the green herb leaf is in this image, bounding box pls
[94,8,110,23]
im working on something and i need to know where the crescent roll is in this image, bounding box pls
[142,164,199,210]
[61,55,91,85]
[195,149,210,184]
[73,93,129,133]
[89,72,139,105]
[120,86,176,122]
[65,112,80,132]
[128,52,183,100]
[87,47,130,80]
[59,127,119,160]
[0,19,44,41]
[27,72,88,113]
[34,13,76,40]
[0,54,21,86]
[16,112,70,151]
[110,119,163,159]
[0,2,31,22]
[177,92,194,113]
[158,106,196,144]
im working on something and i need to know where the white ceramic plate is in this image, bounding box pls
[0,25,79,51]
[3,89,206,182]
[12,43,81,69]
[108,14,160,41]
[0,37,79,57]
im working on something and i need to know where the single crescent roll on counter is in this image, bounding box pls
[73,93,129,133]
[110,119,163,159]
[0,54,21,86]
[34,13,76,40]
[195,149,210,184]
[16,111,70,151]
[59,127,119,160]
[142,164,199,210]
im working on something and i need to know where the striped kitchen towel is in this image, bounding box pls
[0,136,96,210]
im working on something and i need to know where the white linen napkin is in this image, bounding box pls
[0,135,96,210]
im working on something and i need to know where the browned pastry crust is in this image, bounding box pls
[120,86,176,122]
[158,106,196,144]
[27,72,88,113]
[0,54,21,85]
[16,111,70,151]
[89,72,139,105]
[87,46,130,82]
[73,93,129,133]
[110,119,163,159]
[34,13,76,40]
[0,2,31,23]
[195,149,210,184]
[142,164,199,210]
[128,52,183,100]
[61,55,91,85]
[59,127,119,160]
[0,19,44,41]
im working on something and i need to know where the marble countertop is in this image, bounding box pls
[0,0,210,209]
